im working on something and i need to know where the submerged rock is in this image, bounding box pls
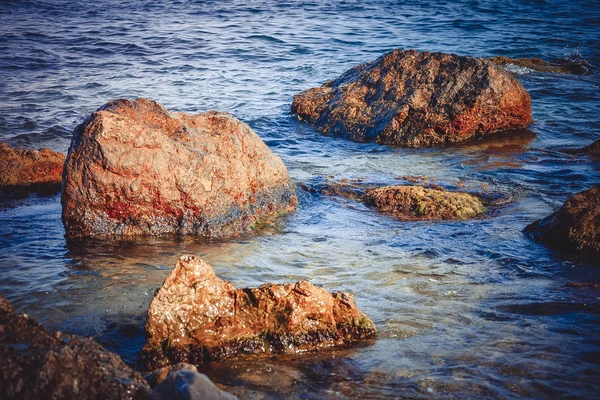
[142,256,376,369]
[149,369,237,400]
[0,294,150,399]
[291,49,533,147]
[146,362,199,388]
[525,185,600,255]
[62,98,297,238]
[582,139,600,157]
[489,56,591,75]
[363,185,486,221]
[0,142,65,191]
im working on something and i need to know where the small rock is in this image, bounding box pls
[582,139,600,157]
[149,369,237,400]
[292,49,533,147]
[147,362,198,388]
[0,142,65,191]
[62,98,297,238]
[363,185,485,221]
[0,294,150,399]
[489,56,591,75]
[142,256,376,369]
[524,185,600,254]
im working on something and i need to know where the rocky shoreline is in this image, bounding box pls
[1,47,599,399]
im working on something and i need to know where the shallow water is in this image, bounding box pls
[1,0,600,398]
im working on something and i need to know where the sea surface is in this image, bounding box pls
[1,0,600,398]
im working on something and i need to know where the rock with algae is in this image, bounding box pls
[0,294,150,400]
[363,185,486,221]
[292,49,533,147]
[142,256,376,369]
[489,56,590,75]
[62,98,297,238]
[524,185,600,255]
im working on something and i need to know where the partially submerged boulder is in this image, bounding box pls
[291,49,533,147]
[525,185,600,255]
[489,56,591,75]
[0,142,65,191]
[582,139,600,157]
[0,294,150,399]
[142,256,376,369]
[363,185,486,221]
[149,369,237,400]
[62,98,297,238]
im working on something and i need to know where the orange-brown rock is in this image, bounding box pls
[142,256,376,369]
[363,185,485,221]
[525,185,600,255]
[62,98,297,238]
[291,49,533,147]
[0,294,150,399]
[0,142,65,190]
[489,56,590,75]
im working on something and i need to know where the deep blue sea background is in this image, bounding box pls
[1,0,599,398]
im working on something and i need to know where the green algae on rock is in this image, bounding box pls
[525,185,600,255]
[363,185,486,221]
[291,49,533,147]
[62,98,297,238]
[142,256,376,370]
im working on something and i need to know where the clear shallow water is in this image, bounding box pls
[1,0,600,398]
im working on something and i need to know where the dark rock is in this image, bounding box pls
[142,256,376,369]
[582,139,600,157]
[62,98,297,238]
[565,282,600,289]
[489,56,591,75]
[363,185,485,221]
[0,142,65,192]
[147,362,198,388]
[525,185,600,254]
[0,294,150,399]
[291,49,533,147]
[149,369,237,400]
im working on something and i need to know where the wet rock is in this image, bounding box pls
[489,56,591,75]
[149,369,237,400]
[62,98,297,238]
[0,142,65,192]
[363,185,485,221]
[142,256,376,369]
[525,185,600,254]
[0,294,150,399]
[582,139,600,157]
[147,362,198,388]
[565,282,600,289]
[291,49,533,147]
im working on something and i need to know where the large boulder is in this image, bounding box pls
[524,185,600,255]
[142,256,376,369]
[291,49,533,147]
[0,294,150,399]
[0,142,65,191]
[62,98,297,238]
[363,185,486,221]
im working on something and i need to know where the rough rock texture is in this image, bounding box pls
[0,294,150,400]
[489,56,591,75]
[0,142,65,190]
[142,256,376,369]
[582,139,600,157]
[525,185,600,254]
[363,185,485,221]
[62,98,297,238]
[291,49,533,147]
[149,370,237,400]
[147,362,199,388]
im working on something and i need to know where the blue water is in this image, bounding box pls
[1,0,600,398]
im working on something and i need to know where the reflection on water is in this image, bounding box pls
[1,0,600,398]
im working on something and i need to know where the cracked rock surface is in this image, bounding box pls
[62,98,297,238]
[142,256,376,369]
[292,49,533,147]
